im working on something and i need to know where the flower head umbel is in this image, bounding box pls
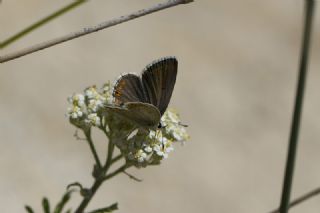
[67,82,189,168]
[67,83,112,129]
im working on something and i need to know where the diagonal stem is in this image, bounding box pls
[74,158,128,213]
[84,129,102,169]
[0,0,193,63]
[75,124,125,213]
[0,0,87,49]
[279,1,315,213]
[269,186,320,213]
[103,164,131,181]
[111,154,123,164]
[103,139,115,172]
[75,177,104,213]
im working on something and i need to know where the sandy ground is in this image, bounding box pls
[1,0,320,212]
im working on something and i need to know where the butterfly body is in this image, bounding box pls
[106,56,178,129]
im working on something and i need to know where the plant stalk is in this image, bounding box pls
[84,129,102,169]
[279,1,315,213]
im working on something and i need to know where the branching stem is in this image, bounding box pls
[269,186,320,213]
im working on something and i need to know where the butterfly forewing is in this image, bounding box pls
[113,73,147,105]
[142,57,177,115]
[110,57,178,128]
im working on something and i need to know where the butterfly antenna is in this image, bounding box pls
[178,122,188,127]
[162,121,188,128]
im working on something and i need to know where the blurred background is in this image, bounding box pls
[1,0,320,212]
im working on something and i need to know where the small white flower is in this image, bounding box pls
[153,145,165,156]
[144,146,152,153]
[137,157,144,163]
[174,127,189,142]
[68,94,85,106]
[96,99,103,107]
[106,96,113,105]
[148,130,156,138]
[156,150,165,157]
[85,86,98,99]
[173,131,183,141]
[102,83,111,92]
[74,94,85,106]
[67,106,83,119]
[87,113,100,126]
[135,150,147,163]
[70,112,77,119]
[88,99,100,112]
[101,83,113,104]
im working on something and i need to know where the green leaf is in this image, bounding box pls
[25,205,35,213]
[87,203,118,213]
[42,197,50,213]
[54,191,73,213]
[66,182,83,191]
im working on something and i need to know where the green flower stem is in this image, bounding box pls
[269,186,320,213]
[84,129,102,169]
[75,178,104,213]
[111,154,123,164]
[76,124,124,213]
[103,164,130,181]
[86,203,118,213]
[279,1,315,213]
[0,0,87,49]
[74,150,126,213]
[103,139,115,172]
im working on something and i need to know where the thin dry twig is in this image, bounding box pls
[0,0,193,63]
[0,0,87,49]
[268,186,320,213]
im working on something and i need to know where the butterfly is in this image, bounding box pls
[105,56,178,129]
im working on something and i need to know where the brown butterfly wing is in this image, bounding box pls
[141,57,178,115]
[105,102,160,129]
[113,73,147,105]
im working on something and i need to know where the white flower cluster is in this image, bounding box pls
[67,82,189,167]
[67,84,113,128]
[116,109,189,167]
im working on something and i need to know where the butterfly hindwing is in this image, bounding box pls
[113,73,146,105]
[105,102,161,129]
[142,57,177,115]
